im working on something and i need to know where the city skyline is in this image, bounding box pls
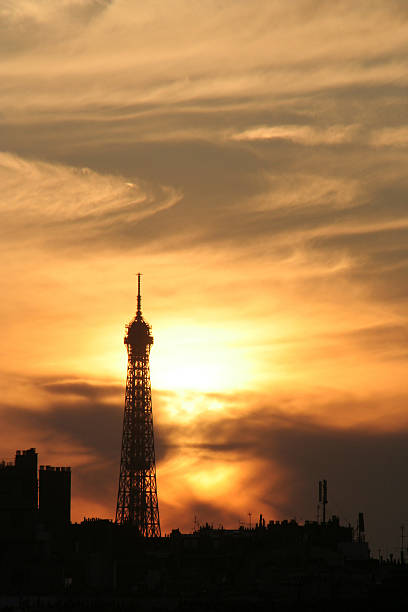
[1,1,408,555]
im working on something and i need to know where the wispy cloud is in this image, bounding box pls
[0,152,181,249]
[231,124,359,145]
[1,1,407,121]
[372,126,408,147]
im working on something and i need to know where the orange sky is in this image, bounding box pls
[1,0,408,554]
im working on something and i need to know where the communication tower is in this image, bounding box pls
[318,479,328,524]
[115,274,161,537]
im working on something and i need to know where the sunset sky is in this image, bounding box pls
[1,0,408,554]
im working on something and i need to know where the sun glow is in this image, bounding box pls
[158,391,226,422]
[150,324,254,393]
[60,318,254,402]
[187,463,238,497]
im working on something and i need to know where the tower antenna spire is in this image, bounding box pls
[137,273,142,315]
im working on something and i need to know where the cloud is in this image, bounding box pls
[340,324,408,360]
[0,0,407,123]
[156,392,408,551]
[231,124,359,145]
[0,152,181,251]
[0,1,406,274]
[41,378,122,400]
[250,173,361,212]
[372,126,408,147]
[2,376,407,552]
[0,1,111,31]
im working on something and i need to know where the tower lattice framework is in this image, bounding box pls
[115,274,160,537]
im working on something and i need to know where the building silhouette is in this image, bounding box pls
[0,448,37,533]
[39,464,71,528]
[0,448,70,535]
[2,452,404,606]
[115,274,160,536]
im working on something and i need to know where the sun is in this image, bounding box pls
[149,323,253,393]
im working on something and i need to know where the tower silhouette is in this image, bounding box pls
[115,274,161,536]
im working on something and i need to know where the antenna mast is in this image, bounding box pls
[318,479,328,524]
[137,273,142,315]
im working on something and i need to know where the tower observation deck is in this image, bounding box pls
[115,275,160,537]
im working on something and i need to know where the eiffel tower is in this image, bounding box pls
[115,274,160,536]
